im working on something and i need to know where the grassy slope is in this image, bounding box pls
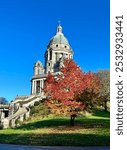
[0,105,110,146]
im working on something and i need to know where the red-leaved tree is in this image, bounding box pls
[44,59,100,125]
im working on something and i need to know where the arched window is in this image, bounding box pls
[60,53,63,58]
[37,63,40,67]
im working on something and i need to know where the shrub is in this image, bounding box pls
[30,103,50,118]
[34,101,40,106]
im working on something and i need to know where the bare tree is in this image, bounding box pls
[0,97,8,105]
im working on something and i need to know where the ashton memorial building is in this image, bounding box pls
[31,24,74,95]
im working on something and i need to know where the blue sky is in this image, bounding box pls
[0,0,110,102]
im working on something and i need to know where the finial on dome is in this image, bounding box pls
[58,20,61,26]
[57,21,62,34]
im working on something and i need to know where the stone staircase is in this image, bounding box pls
[3,106,29,128]
[1,94,45,128]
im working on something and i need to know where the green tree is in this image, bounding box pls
[95,70,110,111]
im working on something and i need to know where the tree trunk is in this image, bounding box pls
[70,114,76,126]
[104,100,108,112]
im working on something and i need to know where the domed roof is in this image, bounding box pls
[48,25,70,47]
[49,34,69,45]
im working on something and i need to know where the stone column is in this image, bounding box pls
[20,115,24,122]
[42,79,44,89]
[42,79,45,95]
[31,80,34,95]
[31,80,32,95]
[11,119,15,128]
[33,80,35,94]
[3,118,9,129]
[0,110,5,119]
[48,51,49,60]
[25,111,30,119]
[34,80,36,94]
[40,80,42,93]
[52,51,55,72]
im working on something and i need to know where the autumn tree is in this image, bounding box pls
[44,59,100,125]
[76,72,100,111]
[95,70,110,111]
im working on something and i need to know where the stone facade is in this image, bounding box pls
[31,24,74,95]
[0,24,74,128]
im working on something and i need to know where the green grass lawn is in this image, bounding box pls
[0,110,110,146]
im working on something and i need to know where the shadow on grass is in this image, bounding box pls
[0,133,110,146]
[0,110,110,146]
[17,117,109,130]
[76,118,109,129]
[93,110,110,118]
[18,118,70,130]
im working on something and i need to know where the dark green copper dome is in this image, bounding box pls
[48,25,70,47]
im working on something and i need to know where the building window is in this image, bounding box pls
[36,81,40,94]
[49,50,52,60]
[37,63,40,67]
[60,53,63,58]
[55,53,57,61]
[38,69,40,75]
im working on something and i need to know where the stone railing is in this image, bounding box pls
[0,104,9,109]
[1,95,45,128]
[2,106,29,128]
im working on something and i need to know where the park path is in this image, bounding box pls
[0,144,110,150]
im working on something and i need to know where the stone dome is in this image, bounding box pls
[48,24,70,47]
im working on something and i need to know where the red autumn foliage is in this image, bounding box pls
[44,59,100,115]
